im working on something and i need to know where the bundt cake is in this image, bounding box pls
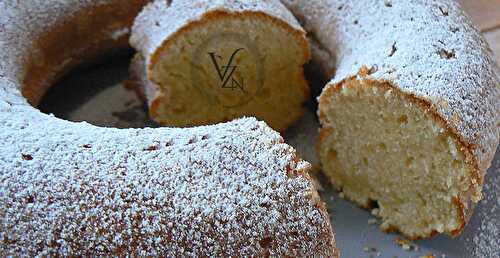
[282,0,499,239]
[1,0,498,256]
[132,0,499,239]
[129,0,311,132]
[0,0,337,256]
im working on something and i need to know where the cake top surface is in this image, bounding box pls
[0,1,96,81]
[131,0,305,67]
[0,0,334,256]
[283,0,499,171]
[0,101,333,255]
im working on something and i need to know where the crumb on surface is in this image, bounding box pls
[394,237,419,251]
[363,246,378,253]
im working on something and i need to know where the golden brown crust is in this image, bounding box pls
[282,0,498,239]
[148,10,310,73]
[132,4,311,132]
[317,66,483,238]
[21,0,148,106]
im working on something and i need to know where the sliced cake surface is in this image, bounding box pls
[130,0,311,132]
[283,0,500,238]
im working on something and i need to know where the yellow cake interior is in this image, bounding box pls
[318,77,474,238]
[147,13,310,132]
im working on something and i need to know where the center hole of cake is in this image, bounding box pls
[38,50,158,128]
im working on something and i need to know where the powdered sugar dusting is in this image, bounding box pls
[282,0,499,242]
[284,0,499,202]
[131,0,305,68]
[111,28,130,41]
[0,105,334,256]
[0,0,109,82]
[0,0,335,256]
[1,0,497,255]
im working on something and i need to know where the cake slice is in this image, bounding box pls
[130,0,310,132]
[282,0,499,239]
[318,66,498,239]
